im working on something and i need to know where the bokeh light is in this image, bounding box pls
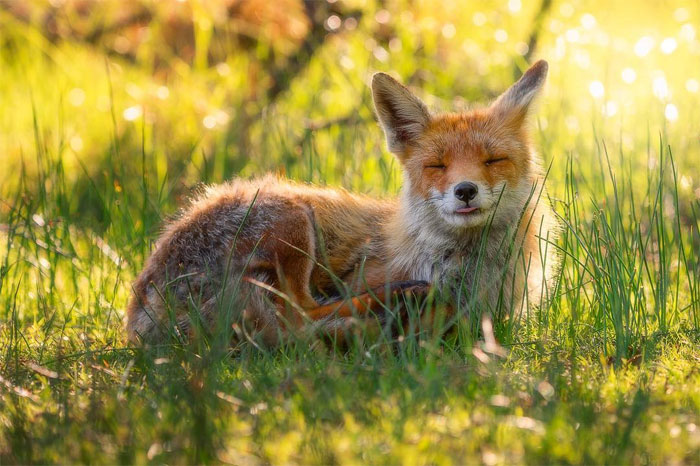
[621,68,637,83]
[589,81,605,98]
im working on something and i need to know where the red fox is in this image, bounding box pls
[127,60,558,346]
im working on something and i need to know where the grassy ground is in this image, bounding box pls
[1,1,699,463]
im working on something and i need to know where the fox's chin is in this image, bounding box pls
[441,209,492,230]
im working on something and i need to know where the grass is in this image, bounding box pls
[1,1,700,463]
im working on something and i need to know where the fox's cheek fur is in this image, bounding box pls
[405,147,521,199]
[415,166,452,199]
[401,143,537,230]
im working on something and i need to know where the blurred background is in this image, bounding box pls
[1,4,699,462]
[1,0,699,232]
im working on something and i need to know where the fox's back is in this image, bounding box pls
[127,177,395,337]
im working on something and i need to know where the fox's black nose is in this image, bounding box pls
[454,182,478,202]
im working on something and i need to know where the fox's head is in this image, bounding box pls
[372,60,548,233]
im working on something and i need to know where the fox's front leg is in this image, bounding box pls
[305,280,431,321]
[301,281,433,344]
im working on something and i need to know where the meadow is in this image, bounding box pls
[1,0,699,463]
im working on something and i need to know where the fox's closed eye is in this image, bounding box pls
[424,163,446,169]
[484,157,508,166]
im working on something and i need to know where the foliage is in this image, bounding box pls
[1,0,699,463]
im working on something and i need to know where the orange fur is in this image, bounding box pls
[127,60,558,346]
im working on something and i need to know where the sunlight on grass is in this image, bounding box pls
[0,0,699,463]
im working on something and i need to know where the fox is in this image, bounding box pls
[127,59,559,346]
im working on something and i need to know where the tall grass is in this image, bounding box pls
[1,92,698,461]
[1,1,700,462]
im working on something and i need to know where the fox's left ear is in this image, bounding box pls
[491,60,548,125]
[372,72,431,156]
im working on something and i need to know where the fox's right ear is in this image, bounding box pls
[371,73,431,156]
[491,60,548,126]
